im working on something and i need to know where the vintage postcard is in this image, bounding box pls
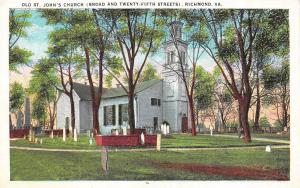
[0,0,300,187]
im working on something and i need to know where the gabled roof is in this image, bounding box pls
[72,79,162,101]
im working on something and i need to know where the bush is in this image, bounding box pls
[162,120,170,125]
[226,121,238,128]
[259,116,271,128]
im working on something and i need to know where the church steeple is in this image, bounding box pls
[170,21,183,40]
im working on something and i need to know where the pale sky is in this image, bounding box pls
[10,9,216,87]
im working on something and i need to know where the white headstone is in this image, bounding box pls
[156,133,161,151]
[116,129,119,136]
[63,128,66,142]
[210,128,213,136]
[123,127,127,135]
[141,133,145,145]
[74,128,77,142]
[266,145,272,152]
[166,125,170,134]
[89,137,93,145]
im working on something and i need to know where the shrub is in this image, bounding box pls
[259,116,271,128]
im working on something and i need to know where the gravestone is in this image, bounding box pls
[63,128,66,142]
[166,125,170,134]
[16,110,23,129]
[24,98,31,128]
[101,146,109,174]
[89,137,93,145]
[141,132,145,145]
[74,128,77,142]
[210,127,213,136]
[156,133,161,151]
[115,129,119,136]
[266,145,272,152]
[122,127,127,135]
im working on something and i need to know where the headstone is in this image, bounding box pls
[89,137,93,145]
[122,127,127,135]
[63,128,66,142]
[101,146,109,174]
[16,110,23,129]
[166,125,170,134]
[74,128,77,142]
[115,129,119,136]
[210,128,213,136]
[24,98,31,128]
[266,145,272,152]
[156,133,161,151]
[141,132,145,145]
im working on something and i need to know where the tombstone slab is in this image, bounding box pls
[141,133,145,145]
[156,133,161,151]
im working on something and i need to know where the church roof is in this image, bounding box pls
[73,79,162,101]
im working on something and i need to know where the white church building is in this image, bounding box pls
[56,21,191,134]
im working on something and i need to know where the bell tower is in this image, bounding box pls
[162,21,189,132]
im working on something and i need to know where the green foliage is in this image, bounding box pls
[9,10,32,71]
[259,116,271,128]
[9,82,25,112]
[226,121,239,128]
[262,62,289,91]
[28,58,59,122]
[194,66,215,111]
[139,64,160,83]
[9,46,33,71]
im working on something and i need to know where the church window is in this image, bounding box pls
[118,104,128,125]
[104,105,116,126]
[170,51,174,63]
[181,51,186,64]
[151,98,161,106]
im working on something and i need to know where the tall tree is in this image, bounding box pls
[189,9,268,142]
[9,82,25,127]
[262,62,289,130]
[28,58,59,129]
[251,9,289,130]
[95,10,163,134]
[9,9,32,71]
[194,66,215,130]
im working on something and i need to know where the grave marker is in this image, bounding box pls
[101,146,109,174]
[156,133,161,151]
[141,132,145,145]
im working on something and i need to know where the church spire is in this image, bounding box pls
[169,21,183,40]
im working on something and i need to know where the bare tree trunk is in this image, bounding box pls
[188,96,196,136]
[128,89,135,134]
[282,86,288,130]
[69,94,75,135]
[254,70,261,131]
[238,97,252,143]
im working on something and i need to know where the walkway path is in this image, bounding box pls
[204,134,290,144]
[10,144,289,153]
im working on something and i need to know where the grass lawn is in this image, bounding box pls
[10,134,288,150]
[10,148,289,180]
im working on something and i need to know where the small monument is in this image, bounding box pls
[89,137,93,145]
[141,132,145,145]
[63,128,66,142]
[24,98,31,128]
[115,129,119,136]
[122,127,127,135]
[156,133,161,151]
[266,145,272,152]
[101,146,109,174]
[74,128,77,142]
[210,127,213,136]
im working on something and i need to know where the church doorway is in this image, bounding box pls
[181,117,188,133]
[153,117,158,131]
